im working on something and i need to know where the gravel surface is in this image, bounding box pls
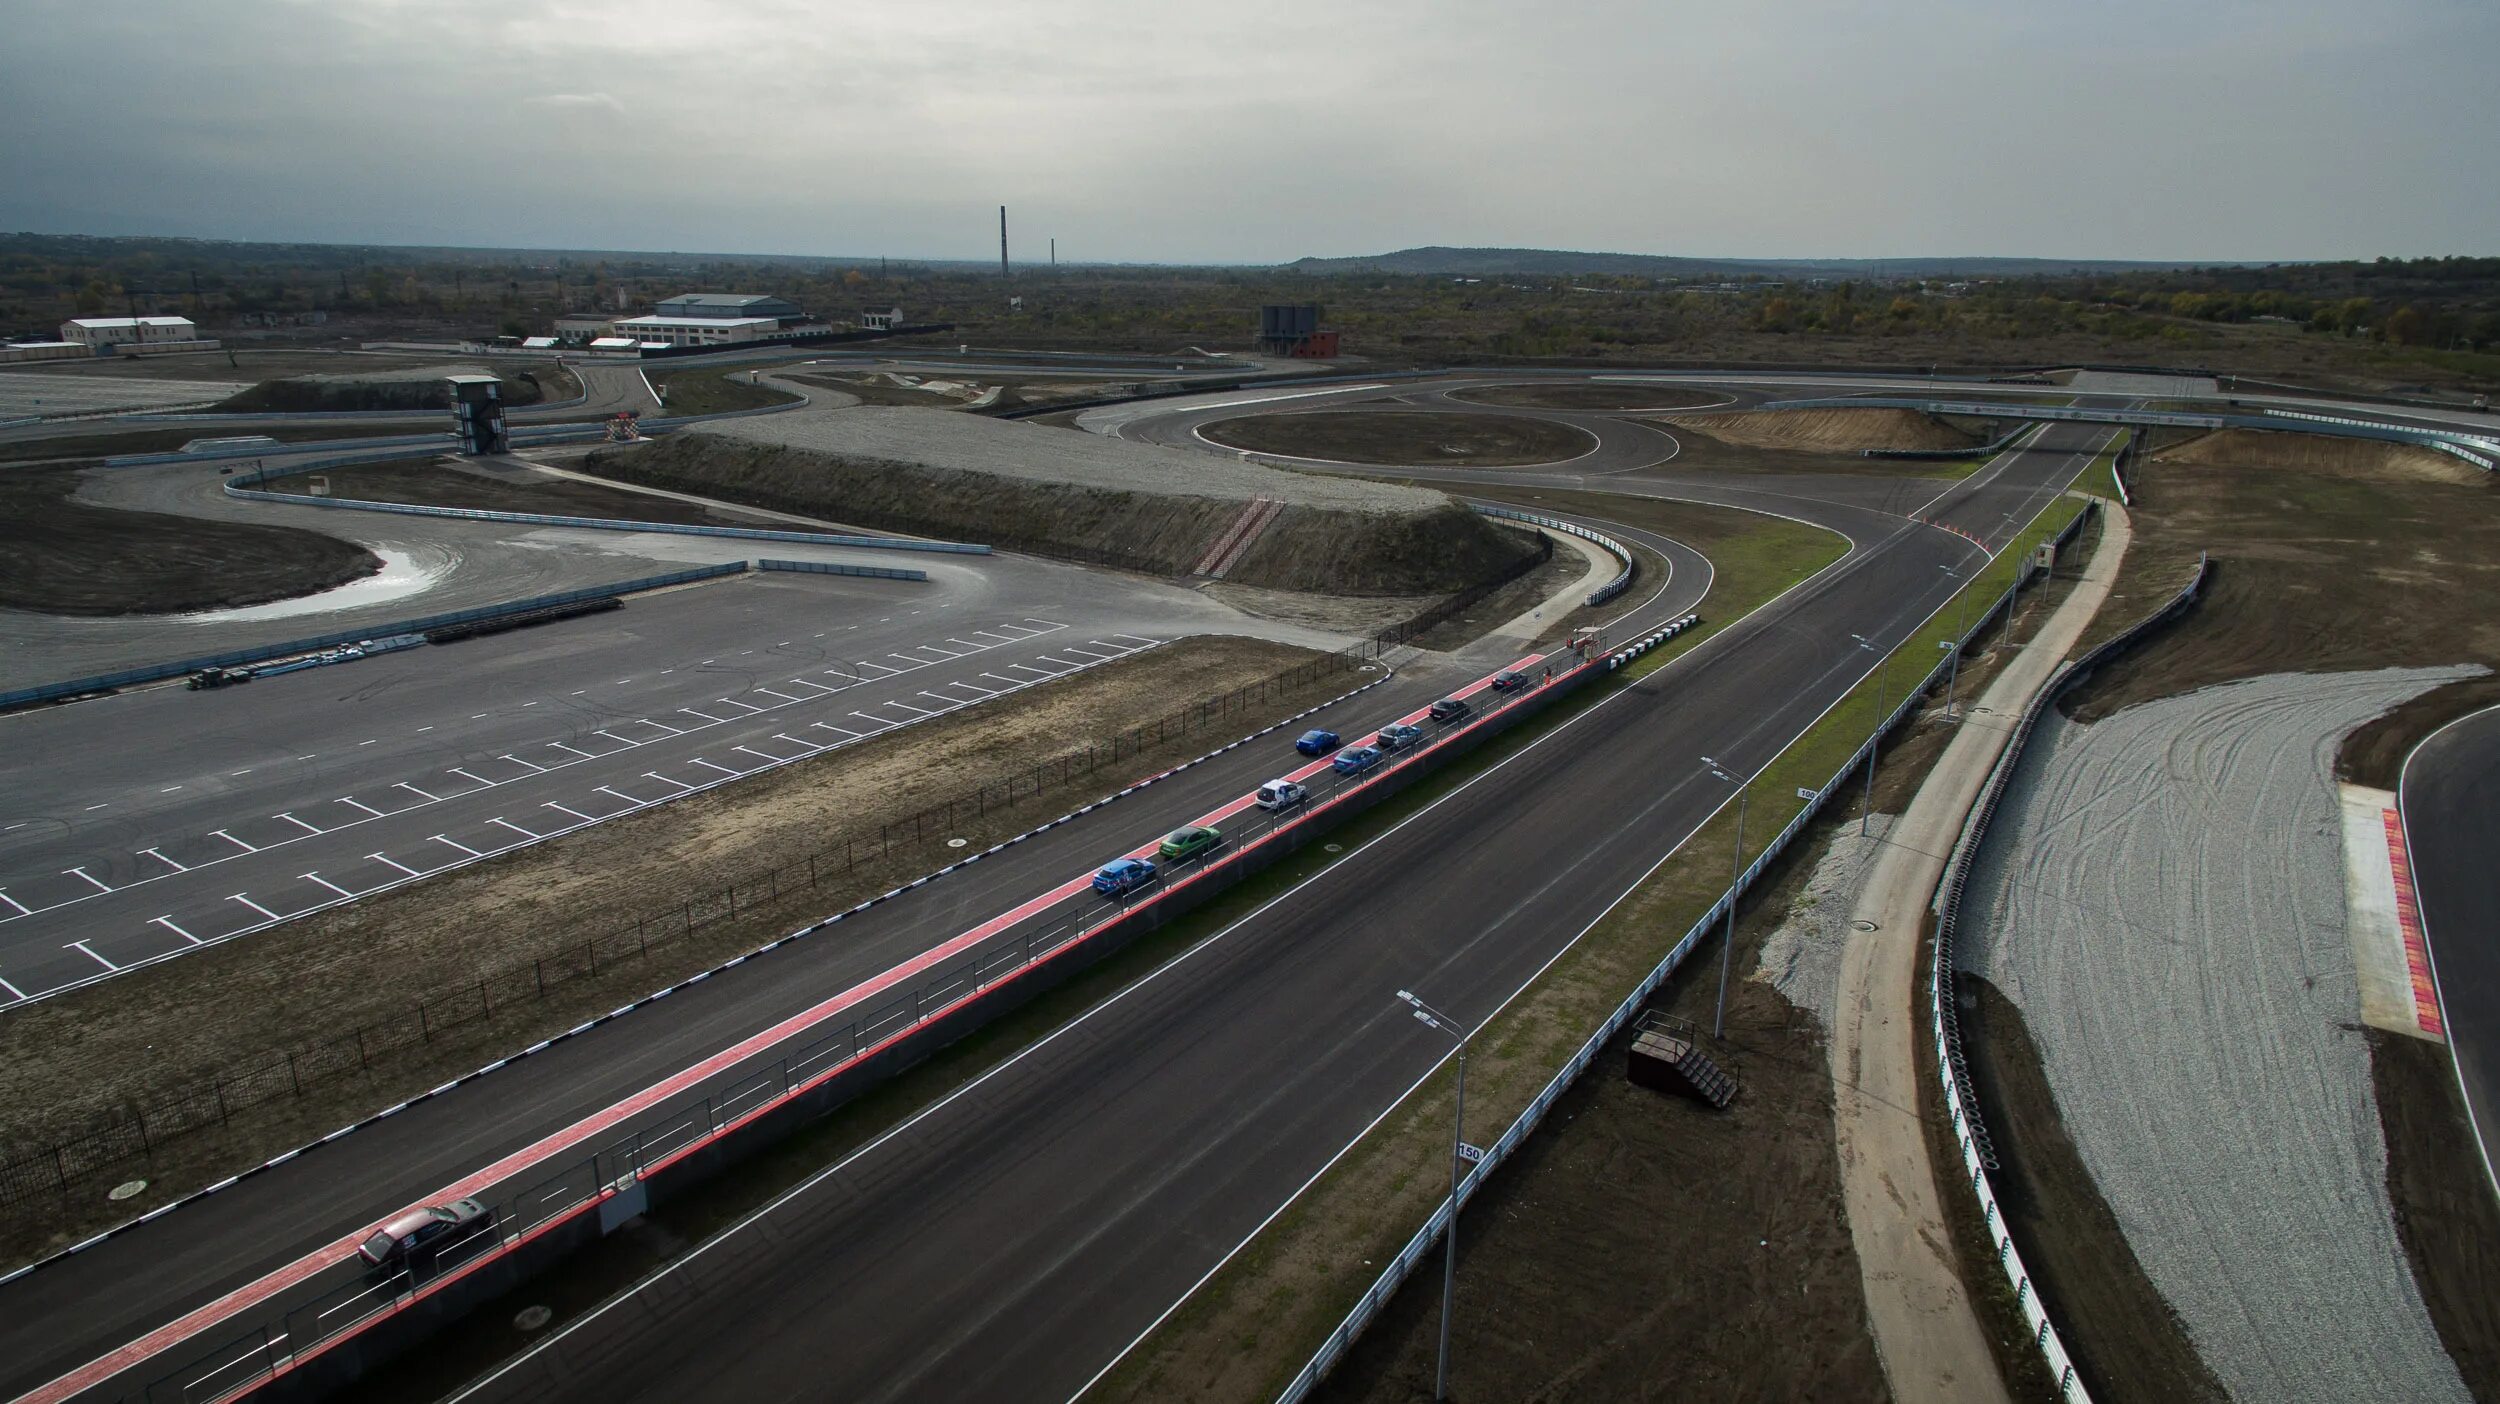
[693,406,1441,514]
[1959,666,2479,1404]
[1755,814,1892,1030]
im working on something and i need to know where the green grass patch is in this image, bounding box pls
[646,364,802,417]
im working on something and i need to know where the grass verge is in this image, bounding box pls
[1198,410,1598,466]
[647,365,802,416]
[261,457,764,527]
[0,638,1351,1269]
[0,422,433,465]
[1094,486,2103,1402]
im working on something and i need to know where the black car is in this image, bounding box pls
[1428,697,1471,724]
[1489,669,1533,693]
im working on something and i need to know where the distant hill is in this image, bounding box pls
[1283,246,2247,281]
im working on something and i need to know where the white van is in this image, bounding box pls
[1256,779,1308,812]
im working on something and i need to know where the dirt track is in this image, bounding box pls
[1662,406,1981,454]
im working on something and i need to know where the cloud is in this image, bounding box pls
[524,92,624,113]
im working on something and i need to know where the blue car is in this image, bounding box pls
[1092,856,1157,897]
[1376,723,1424,752]
[1295,728,1341,757]
[1332,744,1384,776]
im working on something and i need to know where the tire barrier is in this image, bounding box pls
[0,563,746,712]
[1469,503,1636,606]
[1275,502,2102,1404]
[1604,613,1701,669]
[1924,549,2211,1404]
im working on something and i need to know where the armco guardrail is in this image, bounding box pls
[1768,395,2497,470]
[220,458,991,556]
[1275,502,2099,1404]
[1471,504,1635,606]
[1924,548,2207,1404]
[754,557,929,582]
[0,563,746,712]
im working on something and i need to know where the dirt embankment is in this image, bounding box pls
[262,457,761,528]
[214,367,557,414]
[1196,410,1595,466]
[2156,427,2483,486]
[1664,406,1984,453]
[586,429,1541,597]
[0,464,379,617]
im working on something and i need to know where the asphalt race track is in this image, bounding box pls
[1,364,2468,1404]
[2401,706,2500,1195]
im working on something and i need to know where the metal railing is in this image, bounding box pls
[1274,503,2099,1404]
[1923,549,2209,1404]
[1470,504,1635,606]
[753,558,929,582]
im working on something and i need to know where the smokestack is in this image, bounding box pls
[1050,237,1056,269]
[1000,206,1010,280]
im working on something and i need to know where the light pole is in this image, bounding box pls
[1939,560,1972,720]
[1699,758,1750,1039]
[1848,633,1892,835]
[1396,989,1469,1403]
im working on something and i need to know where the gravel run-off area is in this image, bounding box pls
[694,405,1444,514]
[1755,813,1893,1029]
[1959,666,2481,1404]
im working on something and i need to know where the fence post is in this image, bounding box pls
[807,855,818,887]
[355,1026,369,1068]
[479,977,491,1016]
[213,1076,230,1124]
[533,959,545,996]
[135,1106,152,1153]
[285,1051,303,1097]
[418,1004,430,1043]
[588,938,599,976]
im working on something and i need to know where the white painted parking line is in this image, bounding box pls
[430,834,485,857]
[688,758,743,777]
[338,798,386,818]
[277,814,323,835]
[228,893,282,920]
[920,691,966,708]
[754,687,801,702]
[714,699,764,715]
[0,974,23,1001]
[302,873,356,898]
[1035,655,1084,669]
[678,709,721,724]
[1004,663,1053,677]
[499,754,549,774]
[448,767,489,786]
[980,672,1024,688]
[66,941,118,972]
[151,915,203,944]
[637,719,682,736]
[856,663,897,678]
[849,712,895,730]
[594,730,639,746]
[544,802,597,821]
[162,785,185,793]
[370,853,424,877]
[732,745,783,763]
[488,818,540,839]
[548,742,597,759]
[212,830,257,853]
[642,773,694,794]
[881,700,930,716]
[141,848,187,874]
[595,786,643,807]
[810,722,861,739]
[357,740,378,747]
[940,680,993,696]
[395,782,437,801]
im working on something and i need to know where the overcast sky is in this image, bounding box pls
[3,0,2493,265]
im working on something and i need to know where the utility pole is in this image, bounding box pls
[1050,237,1056,270]
[999,206,1010,281]
[1850,633,1892,835]
[1396,989,1471,1403]
[1700,759,1749,1038]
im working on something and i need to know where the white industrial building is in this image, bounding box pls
[608,315,784,348]
[59,316,210,350]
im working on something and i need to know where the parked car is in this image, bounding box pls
[1092,856,1158,897]
[1256,779,1309,812]
[359,1199,494,1272]
[1332,744,1384,776]
[1158,825,1223,862]
[1489,669,1533,693]
[1428,697,1471,724]
[1295,728,1341,756]
[1376,723,1424,752]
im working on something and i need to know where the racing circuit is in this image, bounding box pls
[0,351,2492,1404]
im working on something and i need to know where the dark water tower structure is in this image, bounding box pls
[447,374,509,455]
[1257,303,1339,358]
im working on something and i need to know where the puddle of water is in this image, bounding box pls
[175,546,453,623]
